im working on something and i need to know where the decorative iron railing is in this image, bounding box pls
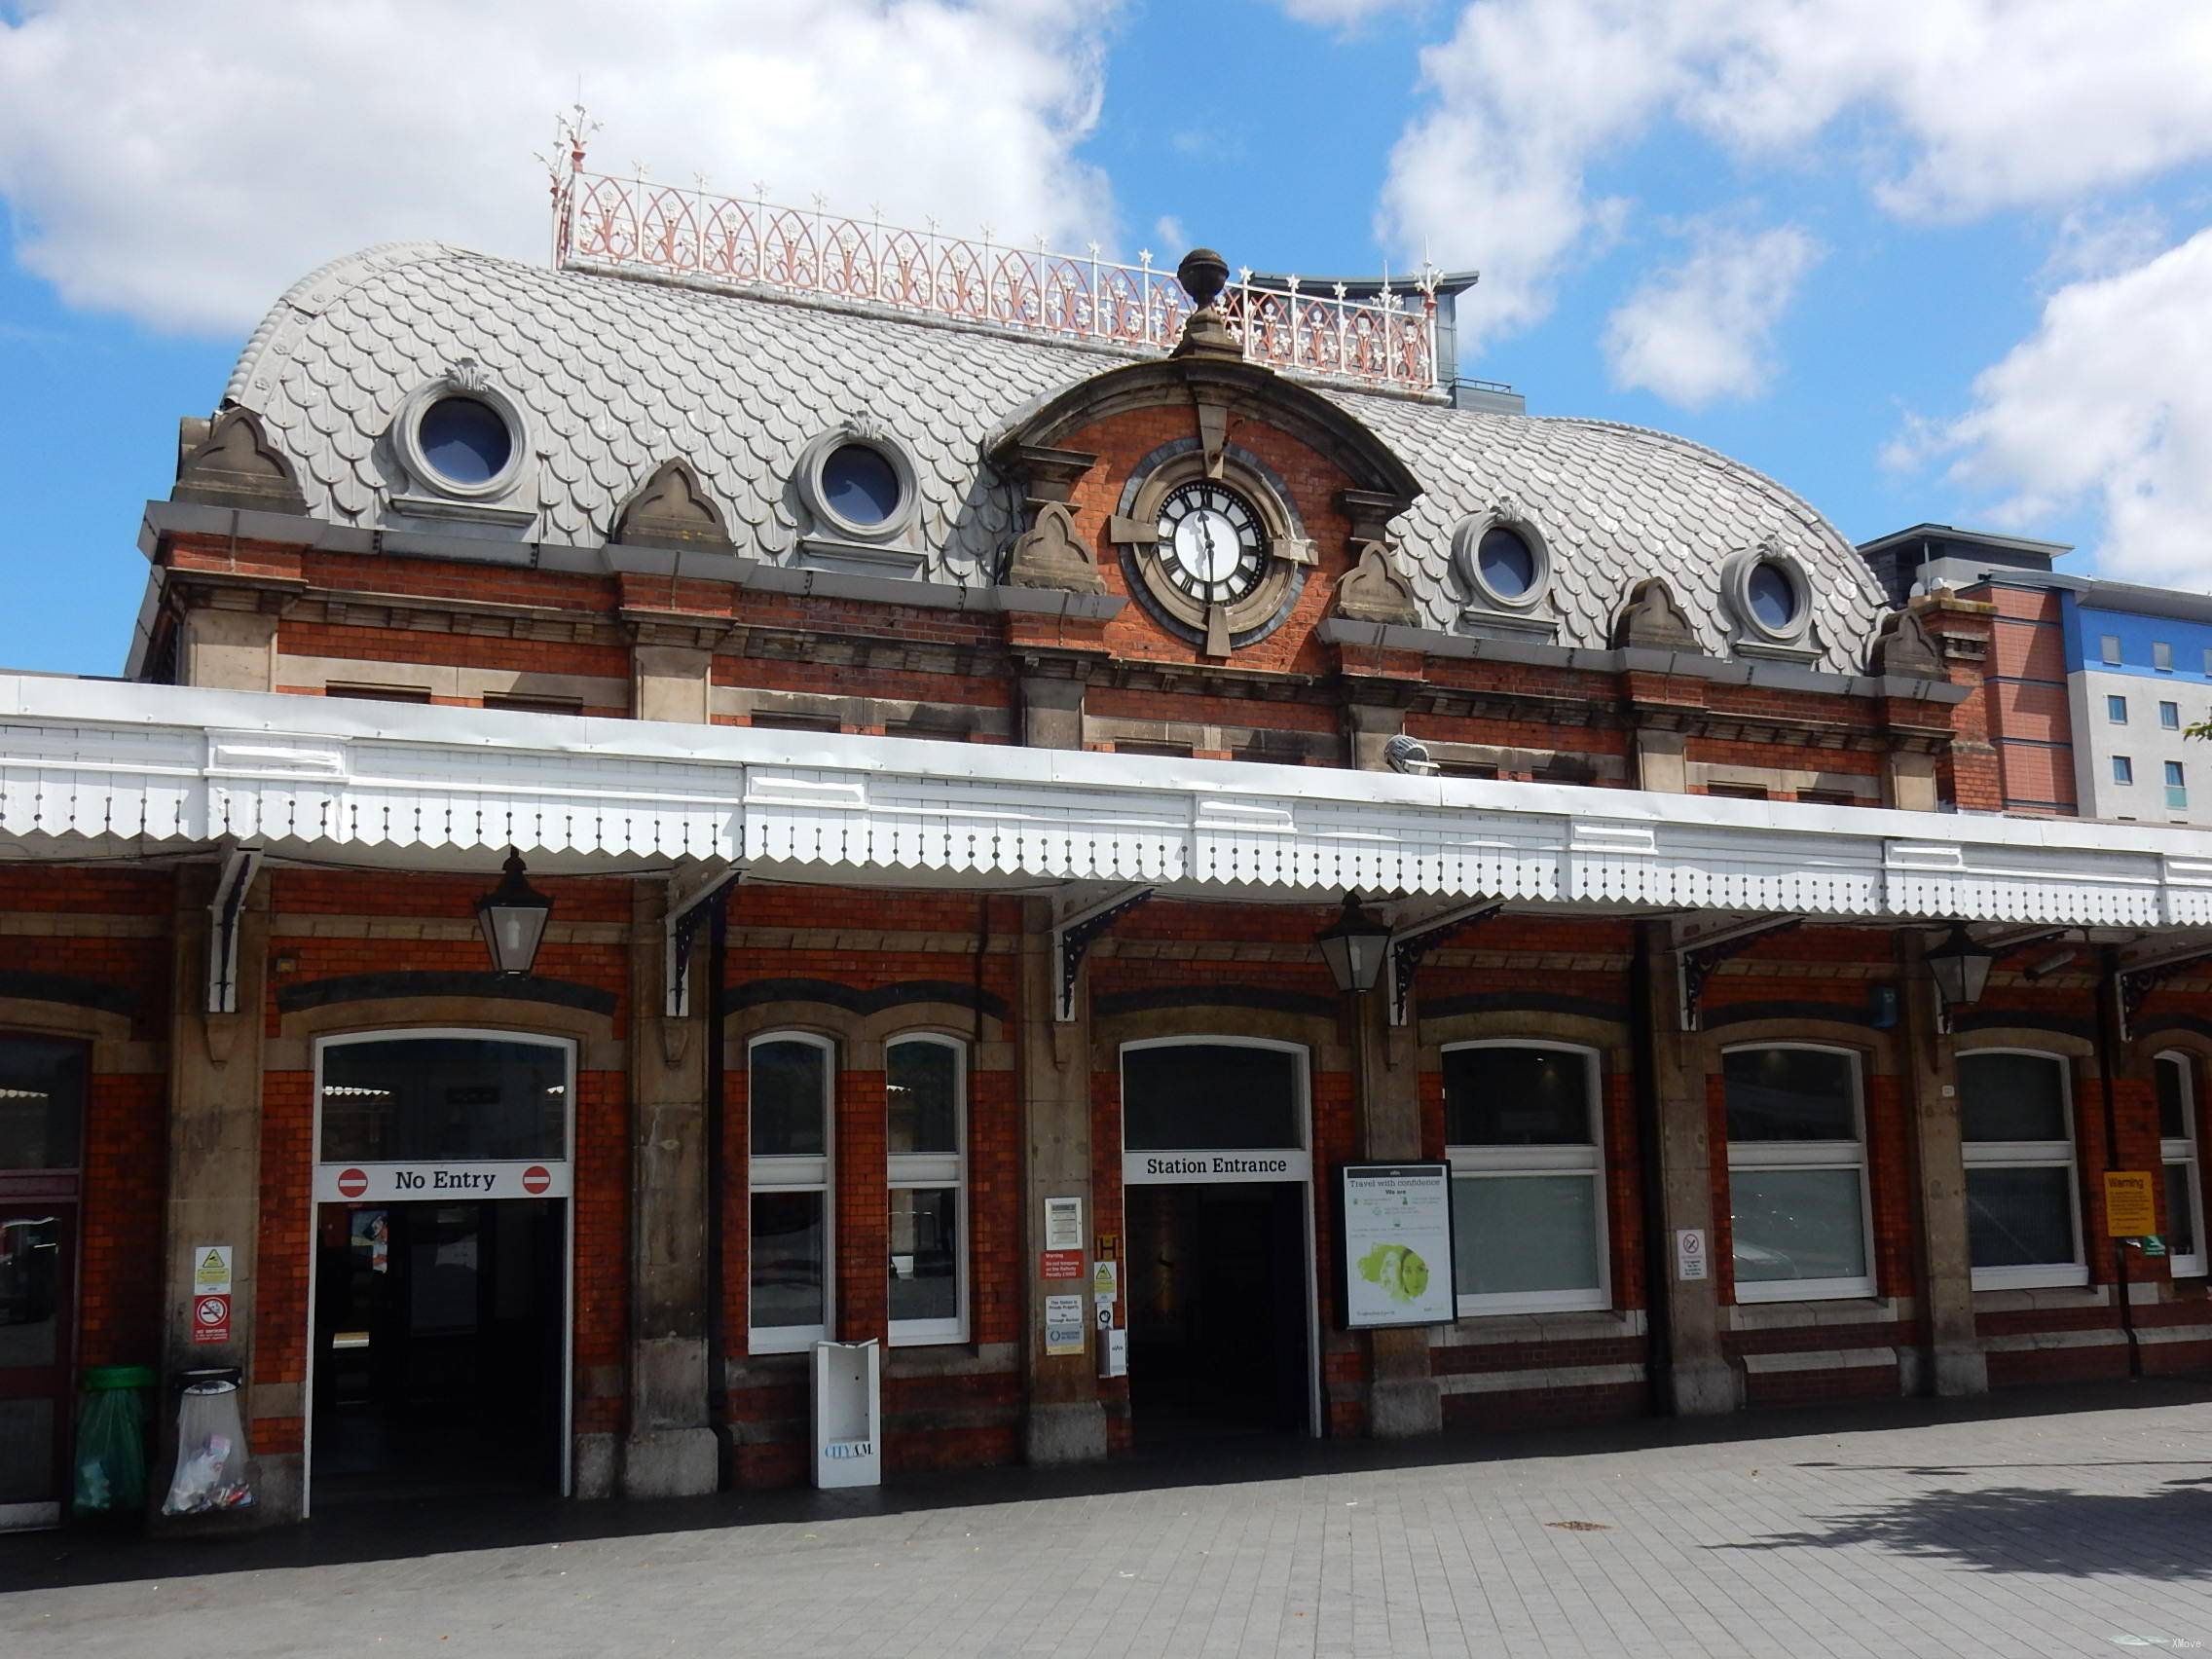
[550,166,1440,394]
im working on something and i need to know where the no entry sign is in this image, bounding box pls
[313,1160,572,1202]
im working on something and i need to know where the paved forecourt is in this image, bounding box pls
[8,1382,2212,1658]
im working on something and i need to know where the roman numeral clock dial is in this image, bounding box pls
[1156,481,1266,607]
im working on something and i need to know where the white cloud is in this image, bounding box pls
[1268,0,1414,26]
[1382,0,2212,351]
[0,0,1121,334]
[1603,224,1818,408]
[1903,226,2212,589]
[1154,215,1189,254]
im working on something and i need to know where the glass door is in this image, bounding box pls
[0,1205,75,1529]
[0,1036,86,1532]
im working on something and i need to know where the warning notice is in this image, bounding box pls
[192,1244,233,1296]
[193,1293,231,1345]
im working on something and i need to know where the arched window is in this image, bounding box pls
[1958,1050,2085,1290]
[1442,1042,1608,1315]
[1722,1046,1874,1301]
[886,1036,967,1346]
[749,1033,834,1352]
[2157,1052,2205,1278]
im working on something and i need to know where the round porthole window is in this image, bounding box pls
[819,443,903,528]
[418,395,514,488]
[1477,527,1537,601]
[1747,560,1801,631]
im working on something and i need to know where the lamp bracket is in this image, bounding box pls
[1673,914,1802,1032]
[2115,940,2212,1042]
[1053,885,1155,1023]
[1385,899,1507,1027]
[665,862,743,1019]
[205,841,264,1015]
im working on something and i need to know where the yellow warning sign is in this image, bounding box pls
[2105,1171,2157,1237]
[193,1244,234,1295]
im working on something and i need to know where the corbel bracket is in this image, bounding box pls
[1386,899,1507,1027]
[1673,914,1802,1032]
[2115,941,2212,1043]
[665,862,743,1018]
[205,842,264,1014]
[1053,885,1155,1023]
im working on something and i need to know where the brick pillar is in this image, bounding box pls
[1015,897,1106,1462]
[158,865,276,1520]
[1636,925,1734,1415]
[619,881,719,1497]
[1350,985,1442,1437]
[1896,932,1987,1396]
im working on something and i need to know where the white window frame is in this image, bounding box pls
[885,1033,969,1346]
[2160,700,2182,731]
[2157,1051,2206,1279]
[1959,1048,2087,1291]
[1443,1039,1610,1317]
[1721,1043,1876,1303]
[748,1030,835,1354]
[2108,695,2128,725]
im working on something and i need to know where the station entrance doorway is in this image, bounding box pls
[307,1032,573,1510]
[1120,1040,1316,1442]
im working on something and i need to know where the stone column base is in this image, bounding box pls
[620,1427,721,1497]
[1671,1358,1738,1416]
[1023,1400,1108,1465]
[1928,1346,1989,1398]
[1368,1377,1443,1439]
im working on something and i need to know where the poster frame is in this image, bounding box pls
[1335,1160,1457,1331]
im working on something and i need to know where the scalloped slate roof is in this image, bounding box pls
[223,242,1888,672]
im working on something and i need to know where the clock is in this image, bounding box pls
[1155,481,1267,607]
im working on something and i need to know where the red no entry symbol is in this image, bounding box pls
[522,1165,551,1195]
[337,1167,368,1198]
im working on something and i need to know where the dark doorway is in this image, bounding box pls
[312,1198,564,1503]
[1125,1183,1309,1441]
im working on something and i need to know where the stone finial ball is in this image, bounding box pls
[1176,248,1230,308]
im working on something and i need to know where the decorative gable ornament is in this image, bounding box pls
[1333,542,1420,627]
[1003,502,1107,595]
[613,459,734,551]
[1872,606,1942,679]
[171,408,309,515]
[1610,576,1704,653]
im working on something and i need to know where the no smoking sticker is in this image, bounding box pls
[193,1293,231,1345]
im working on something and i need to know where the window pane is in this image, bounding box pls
[1730,1167,1868,1284]
[1966,1166,2077,1268]
[1723,1049,1857,1142]
[1959,1053,2069,1142]
[887,1043,958,1156]
[1443,1047,1594,1146]
[320,1038,567,1161]
[751,1040,827,1158]
[750,1190,827,1329]
[1124,1046,1300,1150]
[889,1186,959,1325]
[1451,1174,1600,1297]
[0,1037,85,1171]
[2165,1161,2198,1259]
[2158,1056,2192,1141]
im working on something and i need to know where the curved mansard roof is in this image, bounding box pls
[221,241,1889,673]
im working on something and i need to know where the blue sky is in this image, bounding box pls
[5,0,2212,675]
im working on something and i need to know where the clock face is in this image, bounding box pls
[1155,481,1266,607]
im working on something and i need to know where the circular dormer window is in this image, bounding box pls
[820,443,903,528]
[1452,511,1552,617]
[392,367,529,502]
[418,396,513,488]
[1746,560,1800,632]
[798,427,921,544]
[1477,527,1537,601]
[1722,545,1816,648]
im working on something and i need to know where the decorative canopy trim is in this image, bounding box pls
[0,675,2207,935]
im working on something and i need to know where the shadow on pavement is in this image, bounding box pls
[1714,1478,2212,1579]
[6,1375,2209,1594]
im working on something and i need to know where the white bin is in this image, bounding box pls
[810,1339,881,1490]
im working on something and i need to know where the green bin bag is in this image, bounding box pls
[71,1365,155,1517]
